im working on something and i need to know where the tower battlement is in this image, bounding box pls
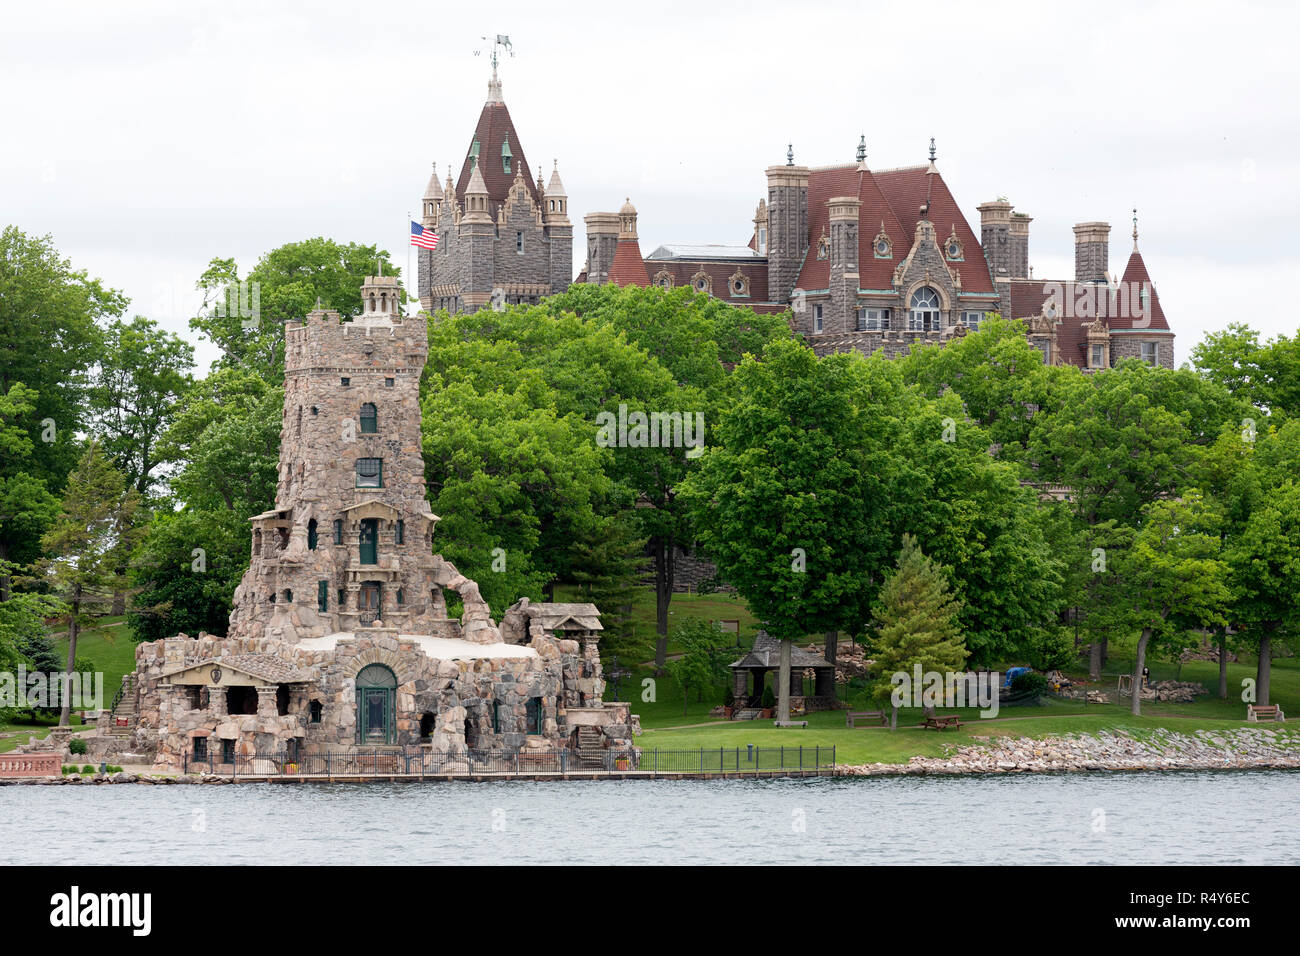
[284,278,427,375]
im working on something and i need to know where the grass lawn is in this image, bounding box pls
[553,584,762,665]
[50,618,138,707]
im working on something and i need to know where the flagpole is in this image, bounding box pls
[406,210,412,316]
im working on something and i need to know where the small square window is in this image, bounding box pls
[385,377,395,388]
[341,377,350,387]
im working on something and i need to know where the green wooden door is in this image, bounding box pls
[359,518,378,565]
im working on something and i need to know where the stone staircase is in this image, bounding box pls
[733,708,764,720]
[574,726,605,767]
[106,674,138,736]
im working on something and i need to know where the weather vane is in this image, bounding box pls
[475,34,514,72]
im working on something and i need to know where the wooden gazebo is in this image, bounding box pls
[729,631,837,714]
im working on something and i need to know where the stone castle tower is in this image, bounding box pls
[227,275,501,644]
[417,62,573,313]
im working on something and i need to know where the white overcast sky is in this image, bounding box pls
[3,0,1297,371]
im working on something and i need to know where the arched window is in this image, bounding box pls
[359,403,377,434]
[909,287,942,332]
[355,664,397,744]
[307,518,318,550]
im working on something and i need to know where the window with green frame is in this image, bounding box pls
[333,518,343,544]
[356,458,382,488]
[395,519,404,545]
[317,580,328,613]
[525,697,543,734]
[359,403,377,434]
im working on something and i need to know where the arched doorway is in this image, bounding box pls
[355,664,397,744]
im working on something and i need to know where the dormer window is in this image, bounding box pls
[501,139,513,174]
[816,235,830,260]
[1091,343,1106,368]
[757,226,767,255]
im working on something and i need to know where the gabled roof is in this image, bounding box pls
[795,164,908,293]
[873,165,996,294]
[523,602,603,632]
[162,654,318,685]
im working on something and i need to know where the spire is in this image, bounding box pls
[1132,207,1139,250]
[927,137,938,174]
[487,65,503,104]
[856,134,866,165]
[423,161,443,201]
[547,159,567,199]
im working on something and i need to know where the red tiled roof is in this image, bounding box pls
[608,238,649,287]
[1006,274,1170,333]
[455,100,541,216]
[643,259,770,304]
[792,164,994,296]
[795,165,908,293]
[1117,248,1168,329]
[873,166,995,294]
[1006,273,1172,369]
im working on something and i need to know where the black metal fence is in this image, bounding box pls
[181,745,836,778]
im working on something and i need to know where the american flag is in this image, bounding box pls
[410,220,439,250]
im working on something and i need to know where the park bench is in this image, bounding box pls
[923,714,962,731]
[846,710,888,728]
[1247,704,1285,722]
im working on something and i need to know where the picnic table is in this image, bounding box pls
[923,714,962,730]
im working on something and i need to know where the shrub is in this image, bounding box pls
[68,737,87,756]
[62,765,76,774]
[107,765,123,773]
[1011,671,1049,698]
[761,686,776,709]
[80,764,95,774]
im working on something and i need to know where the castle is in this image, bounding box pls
[115,276,635,772]
[422,67,1174,370]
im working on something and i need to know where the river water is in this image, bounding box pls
[4,771,1297,865]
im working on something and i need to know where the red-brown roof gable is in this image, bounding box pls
[794,165,908,293]
[644,259,770,304]
[873,166,995,295]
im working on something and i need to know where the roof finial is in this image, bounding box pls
[856,134,866,164]
[477,34,512,103]
[786,143,794,166]
[1132,207,1139,249]
[929,137,936,162]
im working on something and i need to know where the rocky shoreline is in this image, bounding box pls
[836,728,1300,776]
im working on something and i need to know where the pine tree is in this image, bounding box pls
[39,442,141,725]
[869,534,968,727]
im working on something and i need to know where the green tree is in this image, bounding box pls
[1227,472,1300,707]
[38,443,142,725]
[0,383,60,600]
[128,508,248,642]
[682,339,905,720]
[88,315,194,496]
[868,535,968,727]
[664,619,732,716]
[192,240,399,382]
[1114,494,1229,716]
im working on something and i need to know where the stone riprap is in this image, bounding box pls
[837,728,1300,776]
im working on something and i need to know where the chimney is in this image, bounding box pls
[583,212,620,285]
[1073,222,1111,283]
[977,200,1013,279]
[1009,211,1031,279]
